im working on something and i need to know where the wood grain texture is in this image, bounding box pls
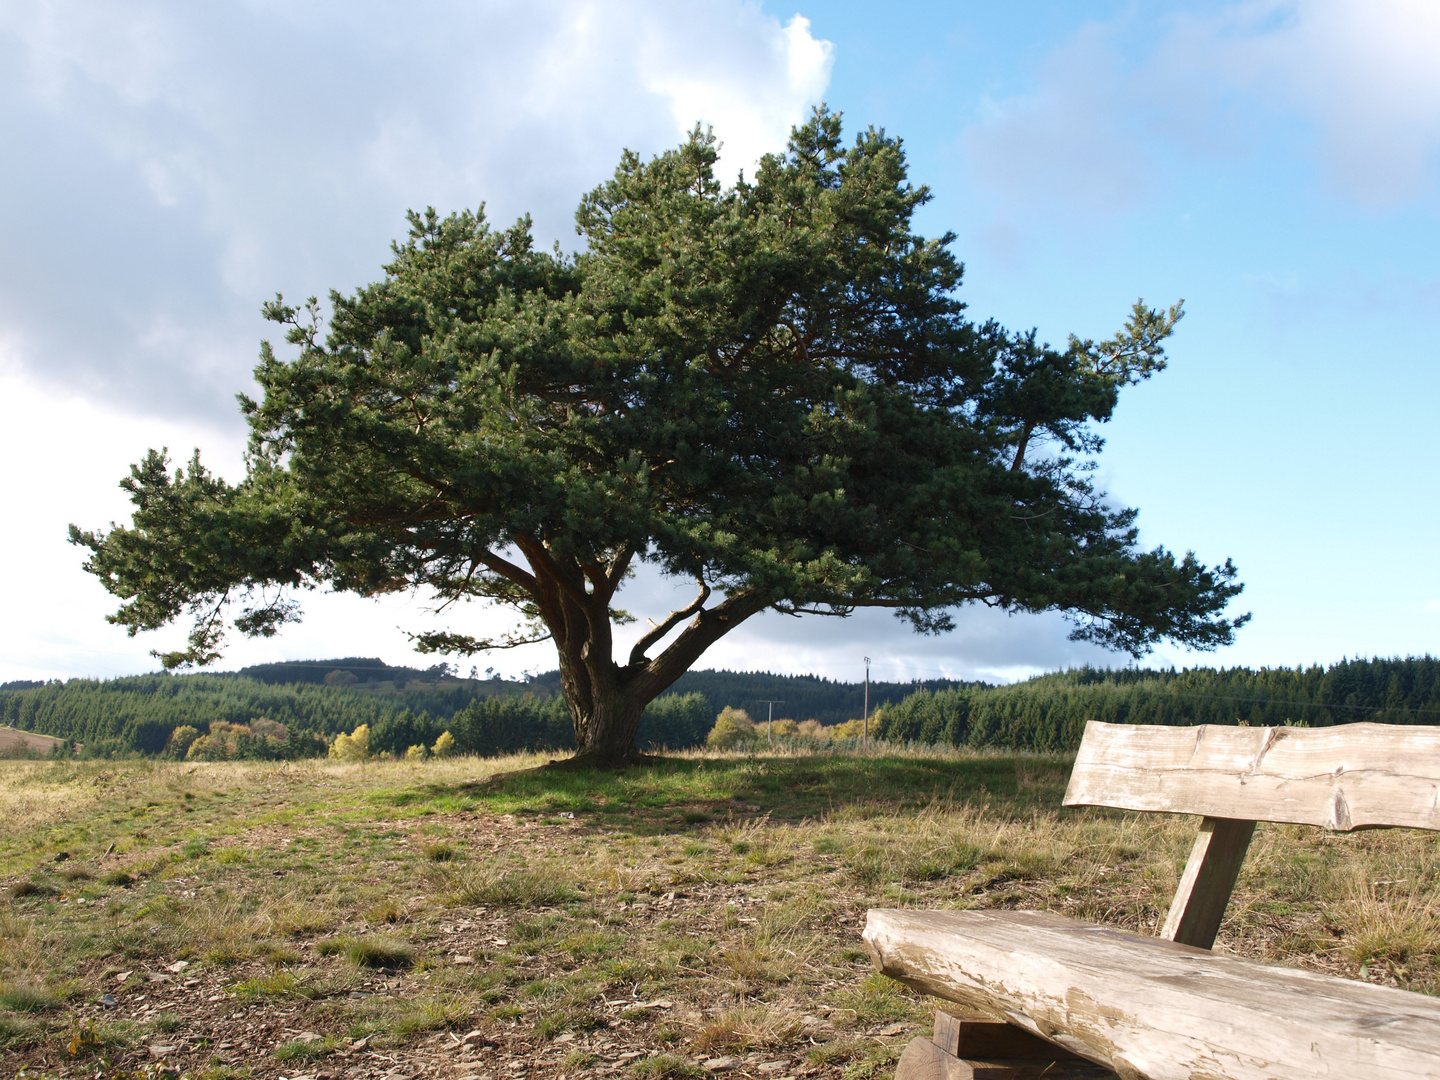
[864,907,1440,1080]
[1159,817,1256,948]
[1062,722,1440,831]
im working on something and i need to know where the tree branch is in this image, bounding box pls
[513,534,589,605]
[628,578,712,665]
[632,589,769,700]
[473,549,539,593]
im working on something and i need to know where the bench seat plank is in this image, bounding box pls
[1062,722,1440,831]
[864,907,1440,1080]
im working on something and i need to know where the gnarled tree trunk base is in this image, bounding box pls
[545,748,660,771]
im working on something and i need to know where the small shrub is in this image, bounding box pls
[405,744,428,761]
[330,725,372,761]
[706,707,758,749]
[432,730,456,757]
[166,725,200,758]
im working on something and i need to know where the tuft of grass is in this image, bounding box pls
[562,1049,600,1070]
[182,837,209,859]
[0,983,60,1012]
[830,972,923,1030]
[58,865,92,881]
[351,937,414,969]
[319,935,415,969]
[100,870,134,887]
[274,1035,339,1061]
[422,841,458,862]
[631,1053,705,1078]
[364,898,403,924]
[1341,873,1440,965]
[153,1011,184,1033]
[229,971,316,1002]
[0,1014,40,1049]
[692,1007,804,1055]
[841,1041,905,1079]
[8,880,57,899]
[448,863,576,907]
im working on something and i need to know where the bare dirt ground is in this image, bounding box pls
[0,726,66,756]
[2,751,1436,1080]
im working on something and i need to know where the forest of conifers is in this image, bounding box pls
[1,655,1436,759]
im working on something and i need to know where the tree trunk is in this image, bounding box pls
[568,688,647,766]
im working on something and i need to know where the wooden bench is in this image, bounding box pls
[863,721,1440,1080]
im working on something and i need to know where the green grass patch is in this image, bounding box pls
[317,935,415,969]
[274,1035,339,1061]
[0,983,59,1012]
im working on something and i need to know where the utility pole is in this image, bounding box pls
[863,656,871,748]
[757,700,784,744]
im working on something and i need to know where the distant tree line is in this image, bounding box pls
[0,666,710,760]
[871,657,1440,751]
[6,656,1436,760]
[667,670,972,727]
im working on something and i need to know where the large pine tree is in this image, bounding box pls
[73,110,1246,765]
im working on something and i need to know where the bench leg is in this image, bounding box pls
[895,1010,1118,1080]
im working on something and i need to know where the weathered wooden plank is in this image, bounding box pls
[935,1008,1087,1060]
[1159,817,1256,948]
[864,907,1440,1080]
[1062,721,1440,831]
[896,1037,1119,1080]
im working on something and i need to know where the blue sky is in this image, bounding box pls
[2,1,1436,685]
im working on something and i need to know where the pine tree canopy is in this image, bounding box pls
[71,109,1247,764]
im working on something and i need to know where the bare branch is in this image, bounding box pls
[629,578,712,665]
[632,588,769,700]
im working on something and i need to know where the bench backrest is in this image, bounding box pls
[1063,720,1440,831]
[1060,721,1440,950]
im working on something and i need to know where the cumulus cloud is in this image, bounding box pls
[960,0,1440,220]
[0,1,832,420]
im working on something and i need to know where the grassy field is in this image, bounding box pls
[2,748,1438,1080]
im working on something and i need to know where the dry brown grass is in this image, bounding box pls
[1,748,1438,1079]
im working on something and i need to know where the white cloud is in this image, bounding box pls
[1159,0,1440,206]
[0,1,832,420]
[959,0,1440,221]
[0,1,839,681]
[643,12,832,178]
